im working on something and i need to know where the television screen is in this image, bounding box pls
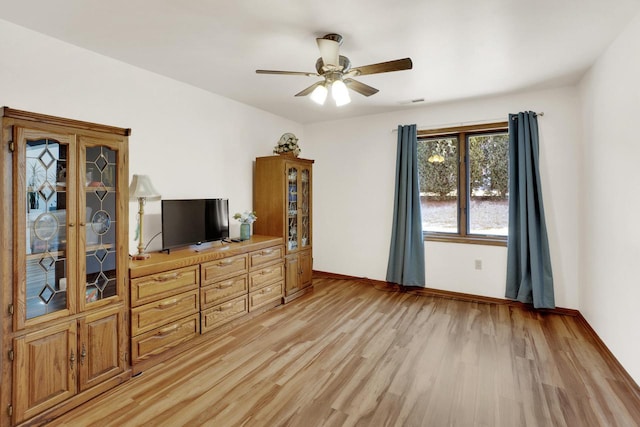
[161,199,229,251]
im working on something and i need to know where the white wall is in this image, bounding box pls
[304,86,581,309]
[0,19,302,253]
[3,11,636,385]
[579,12,640,385]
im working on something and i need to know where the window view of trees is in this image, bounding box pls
[468,133,509,235]
[418,137,458,233]
[417,126,509,241]
[418,137,458,198]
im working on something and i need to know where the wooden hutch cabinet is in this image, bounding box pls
[0,108,130,426]
[254,155,314,302]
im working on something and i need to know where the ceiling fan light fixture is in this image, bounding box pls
[331,79,351,106]
[310,84,328,105]
[256,34,412,108]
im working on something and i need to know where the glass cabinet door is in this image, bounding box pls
[16,131,124,327]
[300,167,311,249]
[287,166,298,251]
[18,130,77,327]
[80,141,121,310]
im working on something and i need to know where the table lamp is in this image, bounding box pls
[129,174,161,260]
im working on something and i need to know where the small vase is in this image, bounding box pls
[240,223,251,241]
[278,151,298,158]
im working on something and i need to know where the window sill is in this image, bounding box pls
[424,233,507,247]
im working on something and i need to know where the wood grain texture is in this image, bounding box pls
[47,277,640,427]
[128,236,283,279]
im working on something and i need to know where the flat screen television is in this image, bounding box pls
[161,198,229,252]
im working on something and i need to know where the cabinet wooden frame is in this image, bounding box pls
[13,127,78,329]
[254,156,314,303]
[0,107,130,426]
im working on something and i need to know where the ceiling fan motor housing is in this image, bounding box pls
[321,33,343,44]
[315,55,351,74]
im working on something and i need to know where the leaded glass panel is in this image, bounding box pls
[287,167,298,251]
[85,146,118,302]
[25,139,68,319]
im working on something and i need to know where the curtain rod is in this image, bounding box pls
[391,112,544,132]
[511,111,544,120]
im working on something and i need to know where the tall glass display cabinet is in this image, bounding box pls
[0,108,130,426]
[254,155,313,303]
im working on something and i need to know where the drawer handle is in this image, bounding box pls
[261,269,273,275]
[155,272,180,282]
[219,302,234,311]
[218,282,234,289]
[218,259,233,266]
[261,249,274,255]
[262,287,272,294]
[158,324,179,336]
[158,298,178,308]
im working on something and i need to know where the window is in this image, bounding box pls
[417,122,509,245]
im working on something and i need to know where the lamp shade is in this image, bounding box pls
[129,174,161,201]
[331,80,351,106]
[310,84,328,105]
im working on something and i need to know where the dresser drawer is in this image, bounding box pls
[249,246,284,270]
[201,295,248,333]
[201,254,248,285]
[249,280,283,312]
[249,263,284,291]
[131,289,199,336]
[131,313,200,363]
[131,266,199,307]
[201,275,248,309]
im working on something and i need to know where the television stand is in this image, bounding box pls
[129,235,285,375]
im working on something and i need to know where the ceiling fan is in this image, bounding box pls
[256,33,413,106]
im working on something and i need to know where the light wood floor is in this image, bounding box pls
[49,276,640,427]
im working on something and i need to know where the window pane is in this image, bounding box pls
[468,133,509,236]
[418,137,459,233]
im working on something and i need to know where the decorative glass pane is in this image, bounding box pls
[287,167,298,251]
[300,169,310,247]
[25,139,68,319]
[85,146,118,301]
[468,133,509,236]
[417,137,459,233]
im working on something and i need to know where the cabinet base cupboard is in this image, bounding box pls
[0,108,130,426]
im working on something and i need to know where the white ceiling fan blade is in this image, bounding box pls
[344,79,379,97]
[256,69,318,77]
[348,58,413,76]
[295,81,324,97]
[316,38,340,68]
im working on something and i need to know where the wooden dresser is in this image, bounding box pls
[129,235,284,374]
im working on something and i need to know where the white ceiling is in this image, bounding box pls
[1,0,639,124]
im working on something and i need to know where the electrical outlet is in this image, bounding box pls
[474,259,482,270]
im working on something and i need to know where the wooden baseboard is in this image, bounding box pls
[312,270,579,315]
[283,285,314,304]
[573,312,640,400]
[312,269,640,394]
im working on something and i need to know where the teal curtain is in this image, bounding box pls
[506,112,555,308]
[386,124,426,287]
